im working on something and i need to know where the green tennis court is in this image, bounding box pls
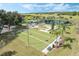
[18,28,56,51]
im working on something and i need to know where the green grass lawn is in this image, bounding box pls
[18,28,56,51]
[0,14,79,56]
[47,25,79,56]
[16,22,78,56]
[0,37,44,56]
[0,24,79,56]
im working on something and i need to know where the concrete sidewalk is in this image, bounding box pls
[42,36,62,54]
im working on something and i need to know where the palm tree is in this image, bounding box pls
[50,20,71,39]
[51,21,54,30]
[59,20,71,36]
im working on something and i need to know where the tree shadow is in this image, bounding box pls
[65,32,71,34]
[0,50,17,56]
[0,32,18,48]
[61,37,76,49]
[62,43,72,49]
[64,37,76,43]
[0,25,27,48]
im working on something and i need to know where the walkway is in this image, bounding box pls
[42,36,62,54]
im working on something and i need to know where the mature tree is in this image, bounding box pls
[0,9,24,33]
[0,18,3,34]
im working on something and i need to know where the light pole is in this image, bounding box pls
[27,23,29,47]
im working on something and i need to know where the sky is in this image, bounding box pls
[0,3,79,13]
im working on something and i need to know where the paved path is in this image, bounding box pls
[1,26,16,34]
[42,36,61,54]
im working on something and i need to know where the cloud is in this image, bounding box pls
[52,4,70,11]
[21,3,70,12]
[22,3,54,8]
[21,4,33,10]
[21,3,58,11]
[21,3,79,13]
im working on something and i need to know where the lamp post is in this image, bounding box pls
[27,23,29,47]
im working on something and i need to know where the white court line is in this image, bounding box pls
[19,31,48,44]
[30,29,50,38]
[20,32,49,52]
[30,35,49,45]
[30,31,50,40]
[19,30,50,51]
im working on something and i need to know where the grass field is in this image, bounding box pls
[47,25,79,56]
[0,27,56,56]
[18,28,56,51]
[0,14,79,56]
[0,37,44,56]
[0,24,78,56]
